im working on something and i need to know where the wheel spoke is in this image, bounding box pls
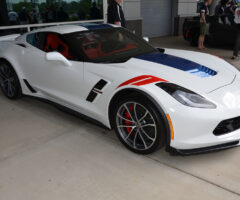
[140,128,155,141]
[139,110,149,122]
[124,126,136,141]
[133,130,139,149]
[0,79,8,86]
[139,132,147,149]
[118,125,136,128]
[141,124,156,128]
[133,103,139,121]
[0,72,6,79]
[7,82,13,96]
[117,113,134,123]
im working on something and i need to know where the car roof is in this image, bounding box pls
[30,23,116,35]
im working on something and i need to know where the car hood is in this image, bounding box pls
[118,49,237,94]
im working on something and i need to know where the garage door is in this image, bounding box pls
[141,0,172,37]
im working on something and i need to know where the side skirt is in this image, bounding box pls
[25,95,111,131]
[166,141,240,156]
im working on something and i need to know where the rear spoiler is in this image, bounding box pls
[0,34,20,42]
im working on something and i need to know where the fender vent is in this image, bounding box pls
[86,79,108,102]
[23,79,37,93]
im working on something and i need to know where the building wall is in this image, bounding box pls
[177,0,198,17]
[173,0,199,35]
[121,0,200,37]
[123,0,141,20]
[123,0,142,36]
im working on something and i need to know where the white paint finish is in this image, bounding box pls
[141,0,173,37]
[0,34,20,41]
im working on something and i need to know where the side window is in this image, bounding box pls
[26,32,46,51]
[27,32,73,60]
[44,32,73,60]
[26,33,38,48]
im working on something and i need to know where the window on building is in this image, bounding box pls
[1,0,103,26]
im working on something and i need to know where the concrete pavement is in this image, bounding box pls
[0,37,240,200]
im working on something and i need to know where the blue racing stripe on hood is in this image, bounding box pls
[135,52,217,78]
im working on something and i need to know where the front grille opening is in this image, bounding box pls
[213,116,240,136]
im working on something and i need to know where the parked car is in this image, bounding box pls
[0,23,240,155]
[183,16,236,47]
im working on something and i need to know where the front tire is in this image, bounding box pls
[0,61,22,99]
[113,95,166,154]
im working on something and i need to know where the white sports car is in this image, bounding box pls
[0,23,240,155]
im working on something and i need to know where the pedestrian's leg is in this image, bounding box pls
[202,35,205,49]
[198,35,202,49]
[198,35,204,49]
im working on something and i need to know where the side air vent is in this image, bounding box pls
[23,79,37,93]
[94,79,107,90]
[86,79,108,102]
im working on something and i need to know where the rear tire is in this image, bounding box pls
[112,95,166,154]
[0,61,22,99]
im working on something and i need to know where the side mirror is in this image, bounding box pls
[46,52,72,67]
[143,37,149,42]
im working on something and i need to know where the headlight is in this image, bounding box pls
[157,83,216,109]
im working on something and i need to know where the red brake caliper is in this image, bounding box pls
[124,105,134,134]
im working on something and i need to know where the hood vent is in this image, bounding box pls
[187,66,217,78]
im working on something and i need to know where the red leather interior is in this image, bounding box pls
[44,33,72,59]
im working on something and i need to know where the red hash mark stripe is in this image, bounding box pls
[117,75,168,88]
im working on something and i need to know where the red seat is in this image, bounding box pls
[44,33,72,59]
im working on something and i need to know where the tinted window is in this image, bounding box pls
[63,28,157,63]
[26,32,74,60]
[26,32,47,51]
[26,33,38,48]
[44,32,73,60]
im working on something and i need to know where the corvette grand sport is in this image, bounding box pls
[0,23,240,155]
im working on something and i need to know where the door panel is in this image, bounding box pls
[21,45,86,107]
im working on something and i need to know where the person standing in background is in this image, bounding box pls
[8,10,19,25]
[231,4,240,60]
[107,0,126,28]
[90,2,102,19]
[198,0,212,50]
[18,7,29,25]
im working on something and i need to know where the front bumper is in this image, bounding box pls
[167,141,240,155]
[167,75,240,151]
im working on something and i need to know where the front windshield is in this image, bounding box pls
[63,27,157,63]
